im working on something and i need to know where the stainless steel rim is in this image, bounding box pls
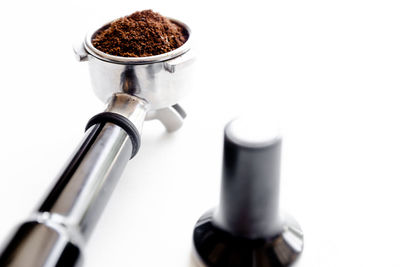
[84,17,192,64]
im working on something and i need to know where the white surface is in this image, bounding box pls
[0,0,399,266]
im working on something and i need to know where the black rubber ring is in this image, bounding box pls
[85,112,141,159]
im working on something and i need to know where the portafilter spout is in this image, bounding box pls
[0,17,194,267]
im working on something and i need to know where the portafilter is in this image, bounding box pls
[0,17,194,267]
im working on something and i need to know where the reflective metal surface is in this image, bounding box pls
[145,104,187,132]
[37,123,132,241]
[105,93,148,134]
[77,18,194,111]
[0,222,81,267]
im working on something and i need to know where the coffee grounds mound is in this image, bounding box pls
[92,10,188,57]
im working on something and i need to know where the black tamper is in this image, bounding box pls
[192,118,304,267]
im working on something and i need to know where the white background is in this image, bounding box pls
[0,0,399,266]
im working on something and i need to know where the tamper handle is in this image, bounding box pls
[214,118,283,239]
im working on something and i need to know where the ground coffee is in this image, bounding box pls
[92,10,188,57]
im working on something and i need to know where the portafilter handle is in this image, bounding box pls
[0,93,181,267]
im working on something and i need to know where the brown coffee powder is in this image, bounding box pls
[92,10,188,57]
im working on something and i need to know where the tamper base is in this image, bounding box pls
[193,210,303,267]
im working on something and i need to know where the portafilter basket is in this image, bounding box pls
[75,18,194,132]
